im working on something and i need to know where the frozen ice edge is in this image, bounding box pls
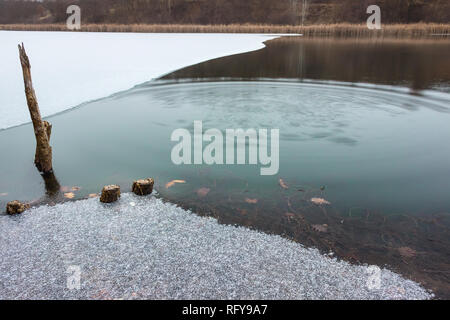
[0,193,433,300]
[0,32,288,130]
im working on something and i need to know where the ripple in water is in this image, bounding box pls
[1,80,450,215]
[1,80,449,297]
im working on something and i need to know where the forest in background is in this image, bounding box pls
[1,0,449,25]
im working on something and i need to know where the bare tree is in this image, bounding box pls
[301,0,308,26]
[18,43,53,173]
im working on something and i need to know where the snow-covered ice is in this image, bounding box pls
[0,194,432,300]
[0,31,279,129]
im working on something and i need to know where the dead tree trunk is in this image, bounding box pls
[18,43,53,173]
[35,120,52,168]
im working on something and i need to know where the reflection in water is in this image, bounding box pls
[163,37,450,92]
[0,81,449,298]
[42,171,61,198]
[1,37,450,297]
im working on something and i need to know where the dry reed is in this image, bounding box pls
[1,23,449,38]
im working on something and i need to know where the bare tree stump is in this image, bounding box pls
[100,185,121,203]
[6,200,29,215]
[132,178,154,196]
[18,43,53,173]
[35,120,52,168]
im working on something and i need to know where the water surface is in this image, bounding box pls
[164,37,450,92]
[1,37,449,297]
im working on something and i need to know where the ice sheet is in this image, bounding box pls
[0,31,279,129]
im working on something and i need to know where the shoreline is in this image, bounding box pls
[0,193,433,300]
[0,28,447,300]
[1,79,449,298]
[1,23,449,38]
[0,184,442,299]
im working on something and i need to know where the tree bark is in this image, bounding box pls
[34,120,52,168]
[18,43,53,173]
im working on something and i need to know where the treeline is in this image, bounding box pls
[0,0,449,25]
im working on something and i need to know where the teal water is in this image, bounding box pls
[1,81,449,216]
[1,37,450,297]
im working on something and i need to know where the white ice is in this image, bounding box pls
[0,31,280,129]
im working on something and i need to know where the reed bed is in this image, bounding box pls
[1,23,449,38]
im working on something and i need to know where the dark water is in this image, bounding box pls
[164,37,450,92]
[1,37,450,297]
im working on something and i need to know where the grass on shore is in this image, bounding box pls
[1,23,449,38]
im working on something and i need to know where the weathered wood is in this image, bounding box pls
[18,43,53,173]
[100,185,121,203]
[6,200,29,215]
[132,178,154,196]
[35,120,52,168]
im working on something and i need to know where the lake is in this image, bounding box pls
[1,36,449,297]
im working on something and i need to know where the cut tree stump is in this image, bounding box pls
[132,178,154,196]
[100,185,121,203]
[18,43,53,173]
[6,200,29,215]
